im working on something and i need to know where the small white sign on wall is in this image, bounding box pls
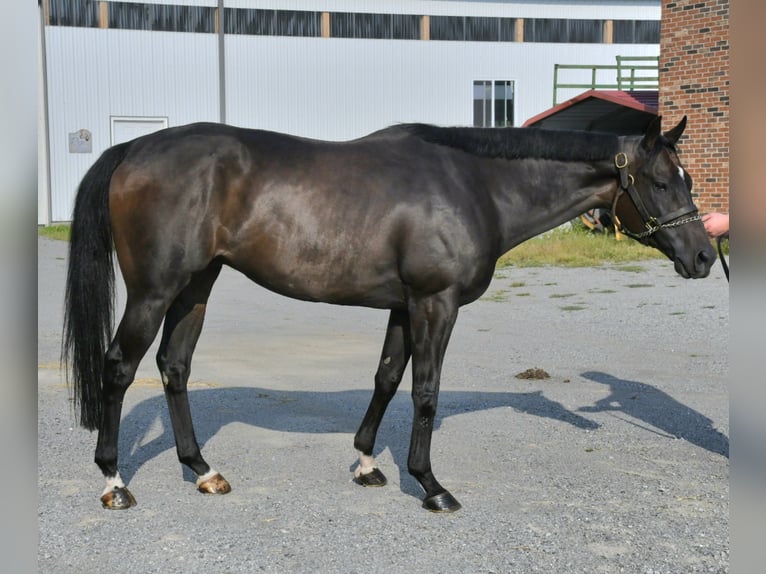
[110,116,169,146]
[68,129,92,153]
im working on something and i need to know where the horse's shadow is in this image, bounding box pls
[116,371,727,498]
[578,371,729,458]
[117,384,598,497]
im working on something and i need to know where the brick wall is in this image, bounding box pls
[660,0,729,213]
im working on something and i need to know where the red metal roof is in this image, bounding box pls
[523,90,658,134]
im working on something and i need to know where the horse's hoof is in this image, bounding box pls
[422,491,462,513]
[100,486,137,509]
[197,472,231,495]
[355,467,387,487]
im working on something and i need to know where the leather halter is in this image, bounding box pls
[610,151,701,243]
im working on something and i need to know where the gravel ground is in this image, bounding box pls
[38,236,729,573]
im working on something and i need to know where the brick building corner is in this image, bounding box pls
[660,0,729,213]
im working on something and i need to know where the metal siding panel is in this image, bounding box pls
[224,35,658,141]
[225,37,472,139]
[45,27,219,221]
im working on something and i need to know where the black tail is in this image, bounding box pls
[62,142,132,431]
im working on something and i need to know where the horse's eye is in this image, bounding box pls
[654,182,667,192]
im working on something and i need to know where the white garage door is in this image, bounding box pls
[110,116,168,145]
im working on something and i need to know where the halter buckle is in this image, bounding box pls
[614,152,629,170]
[644,217,660,233]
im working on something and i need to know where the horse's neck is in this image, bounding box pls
[488,158,618,254]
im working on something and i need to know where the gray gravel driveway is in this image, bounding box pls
[38,236,729,573]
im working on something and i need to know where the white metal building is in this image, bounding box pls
[38,0,661,223]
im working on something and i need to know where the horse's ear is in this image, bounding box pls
[663,115,687,145]
[641,115,662,150]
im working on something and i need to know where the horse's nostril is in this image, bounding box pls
[696,246,716,270]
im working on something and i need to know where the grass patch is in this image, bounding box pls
[615,264,646,273]
[497,226,662,269]
[482,290,508,302]
[549,293,576,299]
[38,224,71,241]
[560,305,587,311]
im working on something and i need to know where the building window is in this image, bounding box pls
[49,0,99,28]
[392,14,421,40]
[613,20,661,44]
[430,16,464,41]
[473,80,515,127]
[524,18,603,43]
[431,16,515,42]
[328,12,420,39]
[225,8,320,37]
[108,2,215,33]
[274,10,321,37]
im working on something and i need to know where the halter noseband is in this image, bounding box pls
[611,152,701,242]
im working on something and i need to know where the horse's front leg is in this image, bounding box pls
[406,288,462,512]
[353,309,411,487]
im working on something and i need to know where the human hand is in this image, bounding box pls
[702,212,729,238]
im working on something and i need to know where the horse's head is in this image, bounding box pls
[613,116,716,278]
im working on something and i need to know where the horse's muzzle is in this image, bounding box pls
[675,244,716,279]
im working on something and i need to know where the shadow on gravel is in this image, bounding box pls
[578,371,729,458]
[114,372,726,497]
[116,386,600,492]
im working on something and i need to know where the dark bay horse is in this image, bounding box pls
[63,116,714,512]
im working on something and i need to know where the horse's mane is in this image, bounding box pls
[400,124,619,162]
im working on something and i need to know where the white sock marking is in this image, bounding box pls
[102,472,125,496]
[354,452,378,478]
[196,468,219,487]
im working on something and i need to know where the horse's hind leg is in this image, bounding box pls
[155,261,231,495]
[353,309,411,487]
[96,296,169,509]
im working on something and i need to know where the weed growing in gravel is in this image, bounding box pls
[560,304,587,311]
[615,264,646,273]
[483,290,508,302]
